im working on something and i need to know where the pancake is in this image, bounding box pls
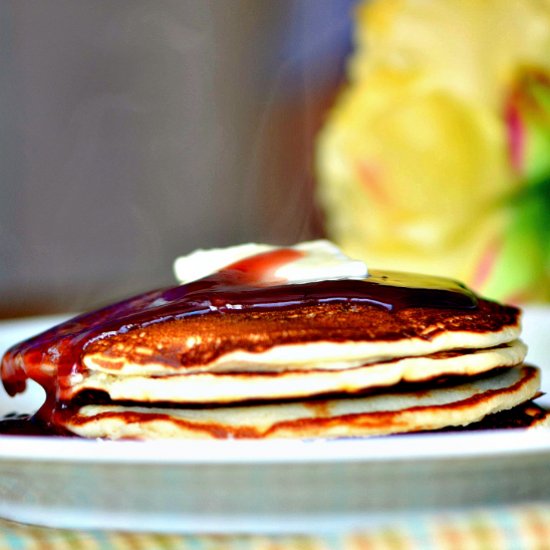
[0,240,545,439]
[81,293,521,377]
[442,400,550,431]
[72,341,526,405]
[62,365,541,439]
[61,285,523,405]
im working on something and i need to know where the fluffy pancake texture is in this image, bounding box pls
[73,341,526,405]
[63,365,542,440]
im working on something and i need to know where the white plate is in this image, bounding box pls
[0,309,549,533]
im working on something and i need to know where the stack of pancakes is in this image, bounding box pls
[1,242,547,439]
[63,291,544,439]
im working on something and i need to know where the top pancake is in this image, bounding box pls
[82,297,521,376]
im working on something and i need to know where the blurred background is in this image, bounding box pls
[0,0,355,317]
[1,0,550,318]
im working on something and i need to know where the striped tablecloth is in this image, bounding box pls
[1,504,550,549]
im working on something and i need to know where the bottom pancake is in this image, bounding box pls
[61,365,542,440]
[439,400,550,431]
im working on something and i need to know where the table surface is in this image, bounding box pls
[1,504,550,549]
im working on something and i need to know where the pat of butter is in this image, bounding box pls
[173,240,368,285]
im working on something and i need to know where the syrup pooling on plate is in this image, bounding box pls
[0,247,477,434]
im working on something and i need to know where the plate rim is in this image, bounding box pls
[0,429,549,465]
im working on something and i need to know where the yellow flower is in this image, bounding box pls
[316,0,550,301]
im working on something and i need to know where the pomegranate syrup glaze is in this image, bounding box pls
[0,248,477,436]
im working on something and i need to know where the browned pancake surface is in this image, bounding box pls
[85,298,519,370]
[440,401,550,431]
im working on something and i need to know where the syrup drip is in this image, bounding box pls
[0,248,477,436]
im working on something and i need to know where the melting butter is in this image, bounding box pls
[173,240,368,285]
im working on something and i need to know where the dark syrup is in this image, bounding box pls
[0,248,477,436]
